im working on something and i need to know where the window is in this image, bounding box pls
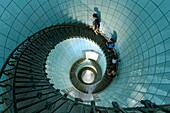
[85,51,99,61]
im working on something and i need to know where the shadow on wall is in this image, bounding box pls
[94,7,101,23]
[112,31,117,42]
[111,31,120,57]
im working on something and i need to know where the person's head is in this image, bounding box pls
[110,38,114,42]
[93,13,98,19]
[107,69,111,73]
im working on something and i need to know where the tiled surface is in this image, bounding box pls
[0,0,170,108]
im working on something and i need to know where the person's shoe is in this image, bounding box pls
[95,32,98,35]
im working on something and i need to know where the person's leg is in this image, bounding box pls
[107,47,113,52]
[94,29,99,35]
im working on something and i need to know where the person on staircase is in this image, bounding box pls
[92,13,100,35]
[107,68,117,78]
[108,57,121,76]
[106,38,115,52]
[112,57,121,65]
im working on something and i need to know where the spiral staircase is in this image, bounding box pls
[0,23,170,113]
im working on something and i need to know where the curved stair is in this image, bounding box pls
[0,23,170,113]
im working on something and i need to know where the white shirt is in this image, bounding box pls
[112,59,117,64]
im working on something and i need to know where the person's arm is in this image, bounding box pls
[94,25,98,30]
[94,25,99,34]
